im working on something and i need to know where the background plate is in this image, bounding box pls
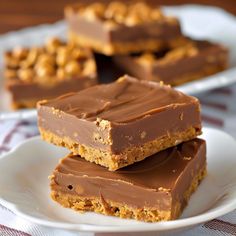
[1,5,236,120]
[0,127,236,233]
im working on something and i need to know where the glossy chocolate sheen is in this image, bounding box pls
[38,76,201,153]
[113,40,228,84]
[51,139,206,210]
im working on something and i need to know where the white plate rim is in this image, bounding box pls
[0,127,236,232]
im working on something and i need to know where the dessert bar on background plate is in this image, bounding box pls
[113,40,228,86]
[37,75,202,170]
[65,1,186,55]
[50,138,206,222]
[4,37,97,109]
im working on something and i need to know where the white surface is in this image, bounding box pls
[0,127,236,233]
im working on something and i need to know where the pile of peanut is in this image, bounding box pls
[4,38,96,84]
[137,43,199,66]
[77,1,166,26]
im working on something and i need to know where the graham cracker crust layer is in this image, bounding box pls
[39,126,201,171]
[68,31,186,56]
[51,165,207,222]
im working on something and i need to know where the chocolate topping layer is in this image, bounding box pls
[67,16,182,44]
[38,75,201,153]
[51,138,206,210]
[40,75,199,123]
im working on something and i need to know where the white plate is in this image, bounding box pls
[0,127,236,233]
[1,5,236,120]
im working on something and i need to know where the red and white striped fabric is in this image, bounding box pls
[0,84,236,236]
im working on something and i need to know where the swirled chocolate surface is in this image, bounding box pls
[40,75,199,123]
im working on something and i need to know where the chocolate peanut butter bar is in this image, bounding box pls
[38,75,202,171]
[50,138,207,222]
[65,1,186,55]
[4,38,97,109]
[114,40,228,86]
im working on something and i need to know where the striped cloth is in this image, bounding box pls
[0,84,236,236]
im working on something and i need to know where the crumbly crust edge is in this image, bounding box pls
[39,126,201,171]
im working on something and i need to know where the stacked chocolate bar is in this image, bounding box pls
[37,75,206,222]
[36,1,211,222]
[65,1,228,85]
